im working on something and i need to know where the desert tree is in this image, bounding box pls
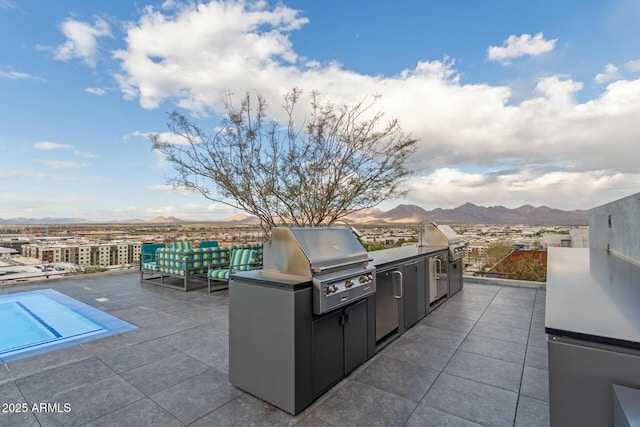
[150,88,418,235]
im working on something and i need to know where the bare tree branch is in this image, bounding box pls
[150,89,418,235]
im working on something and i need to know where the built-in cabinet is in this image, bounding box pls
[312,298,368,397]
[448,258,463,296]
[402,258,427,329]
[374,249,450,348]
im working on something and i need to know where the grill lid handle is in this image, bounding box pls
[310,258,373,273]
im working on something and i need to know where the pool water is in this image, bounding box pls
[0,289,137,363]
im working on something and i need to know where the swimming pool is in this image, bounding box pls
[0,289,137,363]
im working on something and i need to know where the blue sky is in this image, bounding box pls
[1,0,639,221]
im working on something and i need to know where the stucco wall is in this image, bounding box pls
[589,192,640,263]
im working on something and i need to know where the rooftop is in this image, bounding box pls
[0,273,548,426]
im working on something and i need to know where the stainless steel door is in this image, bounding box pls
[436,253,448,300]
[429,253,448,304]
[375,269,401,341]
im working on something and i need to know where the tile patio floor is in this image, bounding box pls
[0,273,548,426]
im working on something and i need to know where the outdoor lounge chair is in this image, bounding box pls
[207,248,259,292]
[140,243,166,280]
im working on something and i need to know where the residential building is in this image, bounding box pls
[21,242,142,267]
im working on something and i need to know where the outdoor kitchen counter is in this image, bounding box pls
[545,247,640,426]
[367,244,448,268]
[545,247,640,349]
[230,269,311,290]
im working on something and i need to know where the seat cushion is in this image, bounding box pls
[208,269,230,280]
[142,262,156,271]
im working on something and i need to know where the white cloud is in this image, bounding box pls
[33,141,74,150]
[0,0,15,9]
[487,33,557,65]
[595,63,621,84]
[73,150,98,158]
[0,70,45,81]
[39,160,91,169]
[405,167,639,210]
[85,87,107,95]
[51,17,112,67]
[626,59,640,72]
[110,2,640,211]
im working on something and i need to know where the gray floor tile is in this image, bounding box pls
[0,364,12,385]
[527,330,548,349]
[484,302,534,319]
[5,344,93,380]
[444,350,523,392]
[497,287,537,301]
[0,382,39,427]
[98,340,179,373]
[158,325,229,368]
[16,357,114,403]
[514,396,550,427]
[525,345,548,371]
[383,336,457,371]
[123,316,201,342]
[419,312,478,334]
[491,295,535,310]
[470,321,530,345]
[312,379,416,427]
[459,284,501,295]
[404,324,468,350]
[120,352,210,395]
[422,373,517,427]
[84,398,183,427]
[191,393,294,427]
[433,304,484,321]
[520,366,549,401]
[294,414,335,426]
[459,334,526,364]
[405,403,483,427]
[32,376,145,426]
[479,311,531,330]
[442,300,492,312]
[354,354,439,402]
[80,333,135,355]
[151,369,241,424]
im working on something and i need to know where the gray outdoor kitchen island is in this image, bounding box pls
[228,227,462,415]
[546,247,640,426]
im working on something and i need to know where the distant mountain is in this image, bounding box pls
[147,216,184,223]
[0,202,588,226]
[220,213,260,223]
[0,217,88,225]
[345,202,588,225]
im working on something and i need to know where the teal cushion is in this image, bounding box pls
[208,269,230,280]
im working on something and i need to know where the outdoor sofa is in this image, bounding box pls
[140,241,263,292]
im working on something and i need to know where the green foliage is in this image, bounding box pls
[70,265,108,275]
[487,242,513,262]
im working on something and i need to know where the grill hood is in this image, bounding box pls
[263,227,371,277]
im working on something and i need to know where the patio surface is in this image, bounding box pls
[0,273,549,426]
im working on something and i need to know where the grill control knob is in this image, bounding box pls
[345,280,354,288]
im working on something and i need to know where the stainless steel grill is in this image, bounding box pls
[262,227,376,315]
[419,222,468,261]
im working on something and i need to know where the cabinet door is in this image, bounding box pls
[344,299,368,374]
[375,270,399,341]
[312,309,344,397]
[448,258,463,296]
[403,261,420,328]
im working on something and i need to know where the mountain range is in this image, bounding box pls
[0,203,588,225]
[345,203,588,225]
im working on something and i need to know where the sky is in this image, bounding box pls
[1,0,639,221]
